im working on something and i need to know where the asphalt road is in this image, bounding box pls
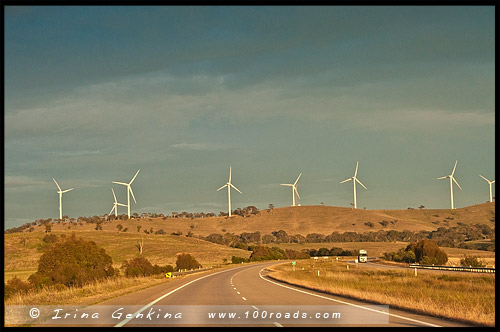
[69,261,470,327]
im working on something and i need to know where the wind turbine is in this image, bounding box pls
[437,160,462,209]
[340,161,367,209]
[109,188,127,217]
[479,175,495,203]
[52,178,73,220]
[217,166,242,217]
[281,173,302,207]
[113,169,140,219]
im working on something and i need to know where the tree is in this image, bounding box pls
[406,239,448,265]
[29,235,115,288]
[176,253,201,270]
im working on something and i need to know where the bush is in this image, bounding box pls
[122,257,154,277]
[5,277,33,299]
[406,239,448,265]
[231,256,248,264]
[29,235,115,288]
[42,234,58,244]
[249,246,287,261]
[176,253,202,270]
[460,255,486,267]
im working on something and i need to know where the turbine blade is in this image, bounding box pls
[113,181,128,186]
[491,180,495,184]
[452,177,462,190]
[117,203,127,207]
[112,188,117,202]
[53,178,62,191]
[356,178,368,190]
[280,184,293,186]
[229,166,232,183]
[217,184,228,191]
[479,175,489,182]
[294,186,300,199]
[130,169,140,184]
[437,176,448,180]
[294,173,302,185]
[129,186,137,204]
[62,188,74,193]
[451,160,457,176]
[109,205,115,215]
[231,183,243,194]
[340,178,353,184]
[354,161,359,177]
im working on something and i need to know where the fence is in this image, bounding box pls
[408,263,495,273]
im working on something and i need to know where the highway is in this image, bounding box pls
[84,261,471,327]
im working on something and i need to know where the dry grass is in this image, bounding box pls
[269,260,495,327]
[5,274,174,306]
[4,231,251,278]
[265,241,496,266]
[39,202,495,238]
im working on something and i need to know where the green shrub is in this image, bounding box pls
[28,235,115,288]
[176,253,202,270]
[231,256,248,264]
[406,239,448,265]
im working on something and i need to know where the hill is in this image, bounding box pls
[40,202,494,237]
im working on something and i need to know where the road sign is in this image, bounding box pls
[165,272,172,278]
[292,261,296,266]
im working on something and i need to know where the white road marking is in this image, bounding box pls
[252,306,259,311]
[242,297,247,301]
[237,291,240,294]
[114,267,240,327]
[274,322,283,327]
[259,268,441,327]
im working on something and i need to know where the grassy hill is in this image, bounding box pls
[43,202,495,237]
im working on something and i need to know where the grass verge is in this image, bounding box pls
[268,260,495,327]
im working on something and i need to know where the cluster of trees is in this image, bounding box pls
[5,233,206,299]
[307,247,359,257]
[28,234,115,289]
[231,246,309,263]
[121,257,174,277]
[200,225,494,252]
[383,239,448,265]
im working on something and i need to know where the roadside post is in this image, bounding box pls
[292,261,296,271]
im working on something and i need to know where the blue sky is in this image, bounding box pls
[4,6,495,229]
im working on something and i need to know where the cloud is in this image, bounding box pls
[5,176,48,190]
[170,143,227,151]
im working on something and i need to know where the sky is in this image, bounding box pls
[4,6,495,229]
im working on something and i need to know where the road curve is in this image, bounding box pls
[33,261,472,327]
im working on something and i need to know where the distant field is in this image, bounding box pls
[37,202,495,239]
[4,231,251,281]
[264,241,495,266]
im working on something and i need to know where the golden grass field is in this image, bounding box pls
[4,231,251,282]
[269,259,495,326]
[40,202,495,238]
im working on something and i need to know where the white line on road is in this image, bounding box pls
[259,268,441,327]
[252,306,259,311]
[242,297,247,301]
[237,291,240,294]
[274,322,283,327]
[114,268,238,327]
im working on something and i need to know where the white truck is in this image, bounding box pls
[358,250,368,263]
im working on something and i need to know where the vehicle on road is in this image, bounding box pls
[358,250,368,263]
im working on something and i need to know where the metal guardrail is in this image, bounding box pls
[408,264,495,273]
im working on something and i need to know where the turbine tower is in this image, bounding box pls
[437,160,462,209]
[217,166,242,217]
[113,169,140,219]
[109,188,127,217]
[479,175,495,203]
[52,178,73,220]
[281,173,302,207]
[340,161,367,209]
